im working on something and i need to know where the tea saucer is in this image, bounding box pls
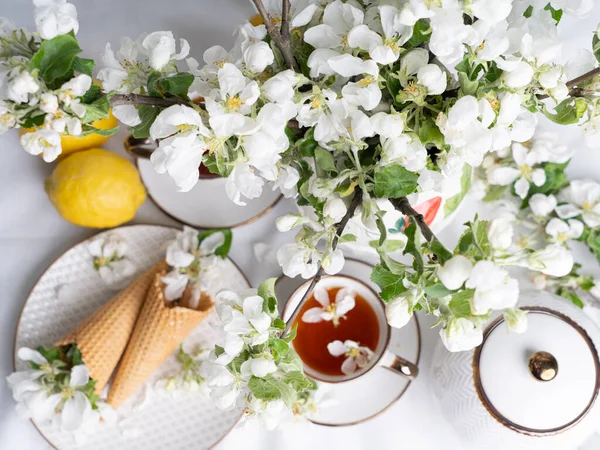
[14,224,249,449]
[137,159,282,229]
[275,258,421,426]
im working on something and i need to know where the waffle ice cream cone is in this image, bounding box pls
[55,260,167,393]
[108,271,214,409]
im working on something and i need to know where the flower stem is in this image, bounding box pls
[388,197,436,242]
[282,187,363,336]
[109,93,191,108]
[250,0,299,71]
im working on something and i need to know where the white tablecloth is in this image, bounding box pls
[2,1,600,449]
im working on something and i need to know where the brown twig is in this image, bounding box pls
[537,67,600,100]
[282,187,363,335]
[389,197,435,242]
[250,0,298,71]
[109,93,190,108]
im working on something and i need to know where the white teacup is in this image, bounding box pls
[284,275,418,384]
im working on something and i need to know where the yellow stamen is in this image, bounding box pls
[346,347,361,358]
[310,97,322,109]
[226,96,243,110]
[357,75,376,88]
[520,165,532,178]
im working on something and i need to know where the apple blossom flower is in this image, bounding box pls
[437,96,493,166]
[504,308,528,334]
[6,70,39,104]
[39,93,58,114]
[440,318,483,352]
[0,102,16,133]
[380,135,427,171]
[545,218,584,243]
[328,55,381,111]
[216,290,272,346]
[437,255,473,291]
[33,0,78,40]
[466,261,519,315]
[502,61,535,88]
[58,74,92,118]
[141,31,190,71]
[529,193,557,217]
[327,340,374,375]
[303,0,364,53]
[555,180,600,227]
[87,234,136,288]
[277,242,320,279]
[297,88,349,143]
[20,129,62,162]
[240,356,278,379]
[386,284,422,329]
[243,41,274,73]
[417,64,447,95]
[428,2,474,66]
[487,217,514,251]
[272,165,300,199]
[526,244,574,277]
[370,111,405,139]
[323,198,347,223]
[488,142,546,199]
[302,285,355,326]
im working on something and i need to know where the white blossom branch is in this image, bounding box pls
[282,187,363,335]
[537,67,600,100]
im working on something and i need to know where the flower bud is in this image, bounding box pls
[244,41,275,73]
[323,198,347,223]
[417,64,447,95]
[437,255,473,291]
[527,244,573,277]
[386,295,413,329]
[529,193,557,217]
[440,318,483,352]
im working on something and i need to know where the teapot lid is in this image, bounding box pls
[473,306,600,435]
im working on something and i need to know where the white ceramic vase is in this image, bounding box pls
[430,290,600,450]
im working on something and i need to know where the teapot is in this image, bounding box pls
[430,290,600,450]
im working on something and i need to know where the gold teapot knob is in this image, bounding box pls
[528,351,558,382]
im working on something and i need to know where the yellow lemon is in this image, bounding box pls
[21,112,119,159]
[45,148,146,228]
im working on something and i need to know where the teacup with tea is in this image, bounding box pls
[285,275,418,383]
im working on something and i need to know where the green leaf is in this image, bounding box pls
[586,229,600,264]
[269,338,290,359]
[456,228,474,254]
[407,19,431,48]
[273,318,286,330]
[542,98,587,125]
[471,219,491,257]
[338,234,357,243]
[371,264,406,302]
[418,118,444,149]
[20,111,46,128]
[71,347,83,366]
[385,71,402,100]
[314,146,336,173]
[556,287,584,308]
[214,345,225,357]
[73,57,95,77]
[159,72,195,98]
[37,346,61,363]
[248,375,294,404]
[448,289,475,317]
[430,239,453,264]
[403,221,424,273]
[282,371,313,392]
[81,95,111,124]
[425,283,453,298]
[523,5,533,17]
[484,62,503,83]
[593,33,600,64]
[197,228,233,258]
[283,323,297,343]
[544,4,563,24]
[296,128,318,157]
[81,124,119,137]
[483,185,506,202]
[81,84,103,104]
[30,34,81,88]
[444,164,471,217]
[458,72,479,96]
[373,165,419,198]
[524,162,569,199]
[131,106,160,139]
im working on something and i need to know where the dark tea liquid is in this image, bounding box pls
[292,287,380,376]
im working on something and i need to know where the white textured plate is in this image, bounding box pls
[275,258,421,426]
[137,159,282,229]
[14,224,249,450]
